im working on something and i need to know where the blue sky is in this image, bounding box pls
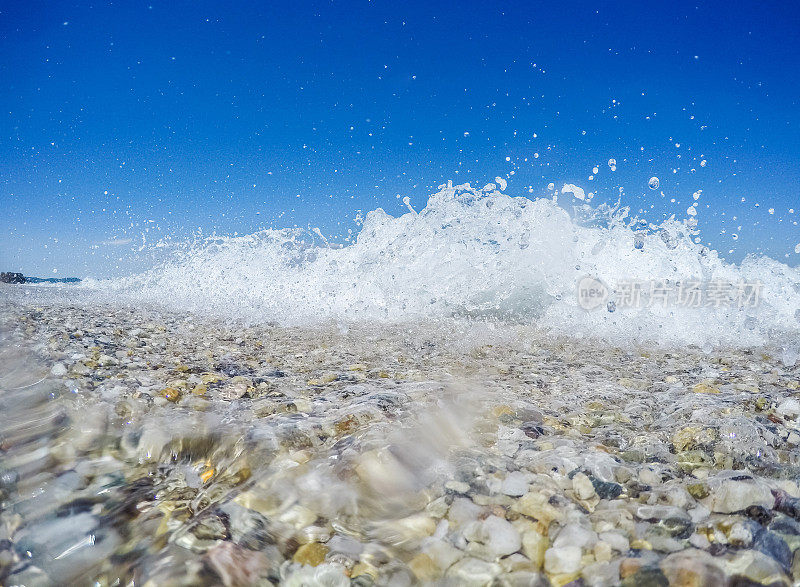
[1,0,799,277]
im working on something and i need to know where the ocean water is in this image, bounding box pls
[86,181,800,352]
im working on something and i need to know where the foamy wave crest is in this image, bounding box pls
[89,182,800,349]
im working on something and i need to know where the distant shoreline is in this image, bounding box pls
[1,272,81,284]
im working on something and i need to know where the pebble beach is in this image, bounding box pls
[2,287,800,586]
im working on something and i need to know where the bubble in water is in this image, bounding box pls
[608,158,617,171]
[660,230,678,250]
[648,177,660,190]
[634,234,645,250]
[607,300,616,313]
[795,242,800,254]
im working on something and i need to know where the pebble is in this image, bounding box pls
[513,492,563,526]
[544,545,582,575]
[445,480,471,494]
[520,530,547,569]
[598,531,629,553]
[776,398,800,418]
[572,472,596,500]
[593,540,612,563]
[4,295,800,586]
[293,542,329,567]
[465,515,521,558]
[50,362,67,377]
[446,557,502,586]
[709,476,775,513]
[553,523,597,550]
[502,471,530,496]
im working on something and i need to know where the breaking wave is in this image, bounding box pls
[88,182,800,351]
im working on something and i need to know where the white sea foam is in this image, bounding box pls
[87,182,800,349]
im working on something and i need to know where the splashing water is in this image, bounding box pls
[85,182,800,349]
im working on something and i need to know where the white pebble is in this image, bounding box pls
[553,523,597,549]
[544,545,582,574]
[502,471,530,497]
[598,531,629,552]
[776,398,800,418]
[572,472,596,500]
[50,363,67,377]
[481,515,522,557]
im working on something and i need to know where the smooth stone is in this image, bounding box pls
[521,530,548,569]
[50,362,67,377]
[593,540,612,562]
[500,553,537,573]
[776,398,800,418]
[710,477,775,513]
[502,471,530,497]
[553,523,598,550]
[496,571,548,587]
[620,567,669,587]
[592,478,624,499]
[446,557,502,586]
[293,542,328,567]
[727,521,754,547]
[543,545,582,575]
[724,549,790,586]
[98,354,118,366]
[447,497,483,527]
[464,515,521,558]
[408,553,439,581]
[513,492,563,526]
[421,537,464,570]
[751,528,792,572]
[599,531,629,553]
[581,561,619,587]
[572,473,596,500]
[659,549,726,586]
[445,480,471,494]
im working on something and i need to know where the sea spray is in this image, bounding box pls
[87,182,800,348]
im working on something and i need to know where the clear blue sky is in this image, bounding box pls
[1,0,799,277]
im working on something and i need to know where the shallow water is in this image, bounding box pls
[2,286,800,585]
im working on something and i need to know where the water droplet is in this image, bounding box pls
[606,301,616,313]
[648,177,660,190]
